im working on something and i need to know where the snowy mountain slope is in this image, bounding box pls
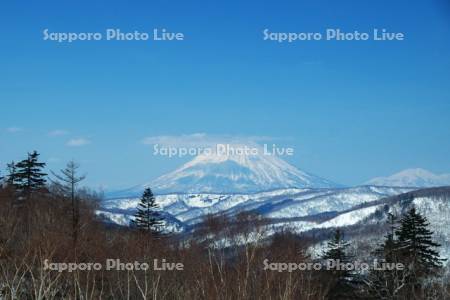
[366,168,450,187]
[300,188,450,261]
[332,187,450,259]
[101,185,450,260]
[175,186,412,225]
[96,210,186,233]
[269,204,384,234]
[260,186,411,220]
[109,146,339,197]
[101,186,413,230]
[102,189,308,225]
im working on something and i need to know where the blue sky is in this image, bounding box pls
[0,0,449,189]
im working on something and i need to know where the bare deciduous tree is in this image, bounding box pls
[51,161,86,252]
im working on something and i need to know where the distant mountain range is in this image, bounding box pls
[100,149,450,259]
[101,184,450,260]
[365,168,450,188]
[109,146,450,198]
[101,148,450,259]
[100,185,415,232]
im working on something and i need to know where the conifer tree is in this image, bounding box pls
[15,151,47,194]
[366,209,444,298]
[322,229,351,262]
[374,213,400,263]
[366,213,406,299]
[321,229,358,299]
[395,207,444,282]
[6,161,19,187]
[131,188,163,234]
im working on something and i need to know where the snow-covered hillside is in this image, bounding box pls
[109,146,339,197]
[100,186,413,229]
[366,168,450,188]
[101,147,450,243]
[101,183,450,260]
[326,187,450,260]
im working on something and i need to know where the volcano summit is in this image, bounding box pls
[112,144,339,197]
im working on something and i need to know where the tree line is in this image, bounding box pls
[0,151,449,299]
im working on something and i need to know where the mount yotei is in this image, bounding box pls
[111,147,339,197]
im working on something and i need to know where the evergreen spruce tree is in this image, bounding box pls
[321,229,358,299]
[366,213,406,299]
[12,152,47,238]
[131,188,163,234]
[367,209,444,299]
[395,208,444,283]
[15,151,47,194]
[6,161,19,188]
[376,213,398,262]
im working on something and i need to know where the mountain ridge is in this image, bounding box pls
[366,168,450,187]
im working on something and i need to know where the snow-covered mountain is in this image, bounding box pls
[101,179,450,259]
[100,186,414,229]
[365,168,450,188]
[310,187,450,260]
[111,146,339,197]
[102,146,450,245]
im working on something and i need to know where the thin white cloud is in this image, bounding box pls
[48,129,69,136]
[6,127,23,133]
[66,138,91,147]
[141,133,277,147]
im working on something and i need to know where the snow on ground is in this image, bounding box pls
[102,186,412,228]
[317,205,381,229]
